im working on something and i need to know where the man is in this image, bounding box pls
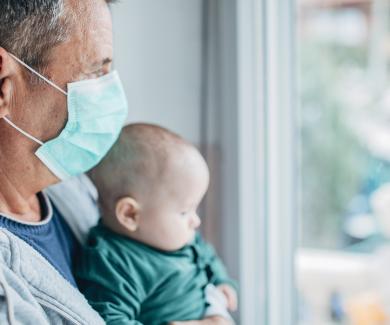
[0,1,230,324]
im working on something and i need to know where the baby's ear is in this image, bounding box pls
[115,197,140,232]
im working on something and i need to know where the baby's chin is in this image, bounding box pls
[187,232,197,244]
[158,234,197,252]
[136,229,197,252]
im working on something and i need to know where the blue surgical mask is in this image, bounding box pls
[4,53,128,180]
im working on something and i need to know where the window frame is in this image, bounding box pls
[202,0,297,323]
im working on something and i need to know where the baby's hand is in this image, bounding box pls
[169,316,231,325]
[216,284,238,312]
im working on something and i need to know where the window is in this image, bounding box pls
[90,0,390,323]
[297,0,390,323]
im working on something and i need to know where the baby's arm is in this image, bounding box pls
[196,234,237,288]
[75,249,146,325]
[196,234,238,313]
[170,315,232,325]
[215,284,237,312]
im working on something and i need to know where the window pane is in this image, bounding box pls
[297,0,390,323]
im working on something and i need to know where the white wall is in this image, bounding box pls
[110,2,245,321]
[111,0,203,144]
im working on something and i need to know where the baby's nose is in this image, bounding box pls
[190,214,201,229]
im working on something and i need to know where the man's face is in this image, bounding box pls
[11,0,114,158]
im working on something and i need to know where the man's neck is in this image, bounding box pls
[0,167,42,222]
[0,137,56,223]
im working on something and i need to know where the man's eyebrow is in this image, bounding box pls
[102,58,113,66]
[90,57,113,70]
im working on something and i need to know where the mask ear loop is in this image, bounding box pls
[2,117,43,145]
[3,53,68,146]
[8,53,68,96]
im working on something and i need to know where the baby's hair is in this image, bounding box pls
[89,123,197,218]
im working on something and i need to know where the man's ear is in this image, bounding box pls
[0,48,15,118]
[115,197,141,232]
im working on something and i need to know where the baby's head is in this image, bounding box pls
[89,123,210,251]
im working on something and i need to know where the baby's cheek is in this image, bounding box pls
[175,225,191,242]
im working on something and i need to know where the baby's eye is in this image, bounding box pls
[180,211,188,217]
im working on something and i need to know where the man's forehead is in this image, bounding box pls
[75,2,112,41]
[47,0,113,80]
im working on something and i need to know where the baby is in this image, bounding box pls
[75,123,238,325]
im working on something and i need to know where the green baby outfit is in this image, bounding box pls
[75,223,236,325]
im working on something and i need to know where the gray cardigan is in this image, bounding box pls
[0,175,105,325]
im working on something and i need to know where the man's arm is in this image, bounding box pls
[0,264,51,325]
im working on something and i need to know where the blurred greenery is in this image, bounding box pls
[299,41,369,248]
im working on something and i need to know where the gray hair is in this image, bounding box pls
[0,0,116,73]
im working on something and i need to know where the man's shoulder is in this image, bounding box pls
[0,229,14,266]
[45,174,100,244]
[0,228,105,325]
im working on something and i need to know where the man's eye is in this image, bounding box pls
[88,69,104,79]
[94,70,105,78]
